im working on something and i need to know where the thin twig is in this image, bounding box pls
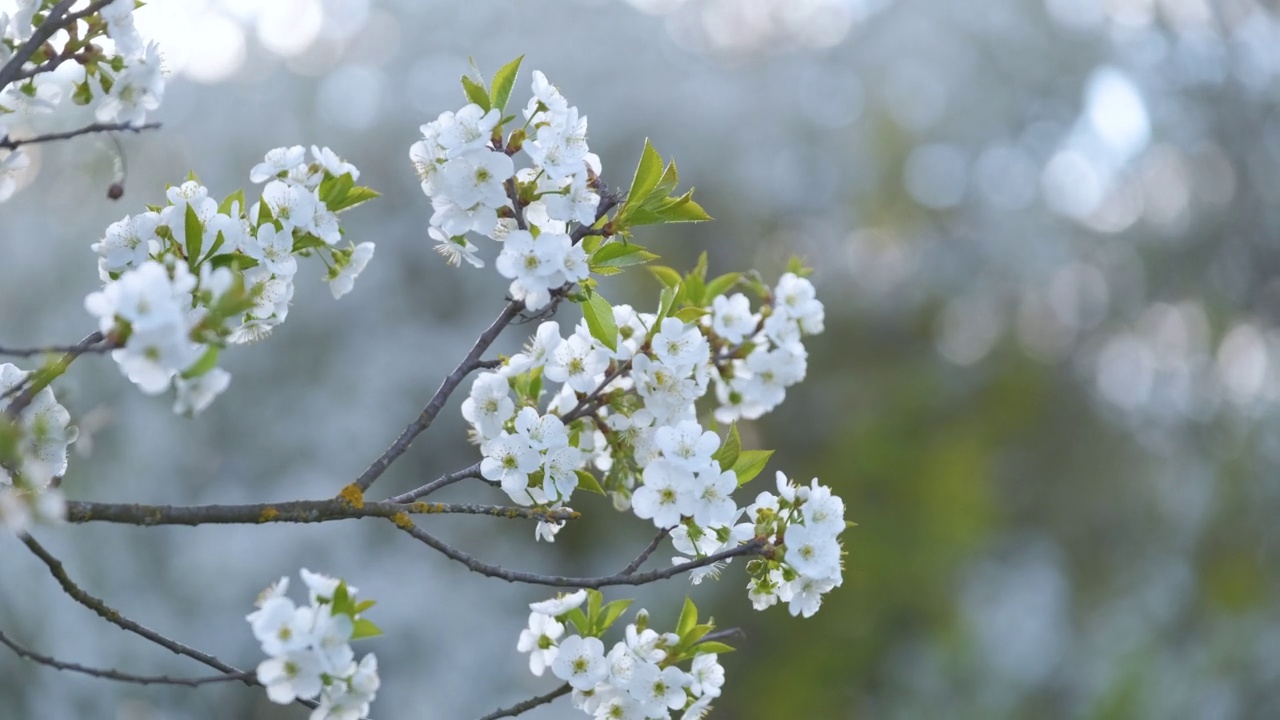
[396,520,765,588]
[3,332,108,416]
[0,0,78,91]
[387,462,484,503]
[18,535,276,691]
[64,497,577,527]
[620,528,669,576]
[477,683,571,720]
[697,627,746,646]
[0,628,253,687]
[352,300,525,493]
[0,121,161,151]
[0,338,116,358]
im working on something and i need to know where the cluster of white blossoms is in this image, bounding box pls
[0,0,165,202]
[740,472,846,618]
[708,273,823,423]
[84,146,375,414]
[246,570,380,719]
[410,70,597,309]
[0,363,75,532]
[518,591,726,720]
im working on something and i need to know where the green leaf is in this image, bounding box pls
[655,284,679,327]
[732,449,774,486]
[693,641,736,655]
[676,597,698,639]
[656,190,713,223]
[184,203,203,263]
[179,346,219,379]
[564,608,589,636]
[461,74,490,110]
[327,185,380,212]
[713,424,742,472]
[599,599,634,632]
[580,291,618,352]
[704,272,741,301]
[351,618,383,640]
[624,139,664,211]
[575,469,605,495]
[353,599,377,613]
[673,307,707,323]
[218,189,245,217]
[201,231,225,264]
[331,582,351,611]
[591,242,659,270]
[648,265,682,288]
[319,171,355,207]
[489,55,524,113]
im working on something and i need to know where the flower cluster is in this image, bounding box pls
[84,146,376,414]
[708,273,823,423]
[740,472,846,618]
[410,69,598,308]
[0,363,75,532]
[518,591,727,720]
[246,570,381,719]
[0,0,166,202]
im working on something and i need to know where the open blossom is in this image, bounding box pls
[328,243,375,299]
[250,145,306,183]
[481,432,543,504]
[461,372,515,439]
[710,293,757,345]
[545,332,608,393]
[517,612,564,676]
[92,212,161,274]
[552,635,608,691]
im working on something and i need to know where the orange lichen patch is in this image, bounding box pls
[391,511,414,529]
[337,483,365,509]
[408,502,447,514]
[260,507,280,522]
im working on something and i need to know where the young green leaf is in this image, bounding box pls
[184,203,203,263]
[489,55,524,113]
[351,618,383,640]
[676,597,698,639]
[693,641,736,655]
[327,185,381,212]
[460,74,491,111]
[704,272,741,301]
[713,423,742,472]
[648,265,683,289]
[624,139,664,212]
[732,449,774,486]
[580,291,619,352]
[575,469,605,495]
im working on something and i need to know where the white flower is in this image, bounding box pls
[800,479,845,536]
[173,368,230,415]
[0,149,29,202]
[517,612,564,676]
[551,635,608,690]
[481,433,543,504]
[299,568,346,601]
[689,469,739,528]
[652,317,710,374]
[92,213,162,273]
[544,444,585,501]
[311,611,355,674]
[428,226,484,268]
[95,43,164,126]
[655,420,720,474]
[328,243,374,299]
[311,145,360,181]
[541,173,600,226]
[513,407,569,451]
[773,272,824,335]
[783,522,841,581]
[525,106,590,180]
[461,372,515,440]
[258,649,325,703]
[437,104,501,158]
[247,596,312,657]
[439,148,514,210]
[529,589,588,616]
[545,332,609,393]
[262,180,317,231]
[524,70,570,122]
[632,459,695,529]
[688,653,724,698]
[629,662,690,715]
[503,321,563,376]
[495,230,566,311]
[710,293,757,345]
[245,223,298,277]
[785,575,839,618]
[250,146,306,183]
[535,518,565,542]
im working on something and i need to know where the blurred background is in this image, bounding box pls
[2,0,1280,717]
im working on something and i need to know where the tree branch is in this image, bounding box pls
[477,683,571,720]
[0,627,253,687]
[352,300,525,494]
[0,121,161,151]
[395,520,766,588]
[386,462,484,503]
[0,336,116,358]
[18,535,269,688]
[64,497,578,527]
[3,331,108,415]
[0,0,79,92]
[619,528,669,576]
